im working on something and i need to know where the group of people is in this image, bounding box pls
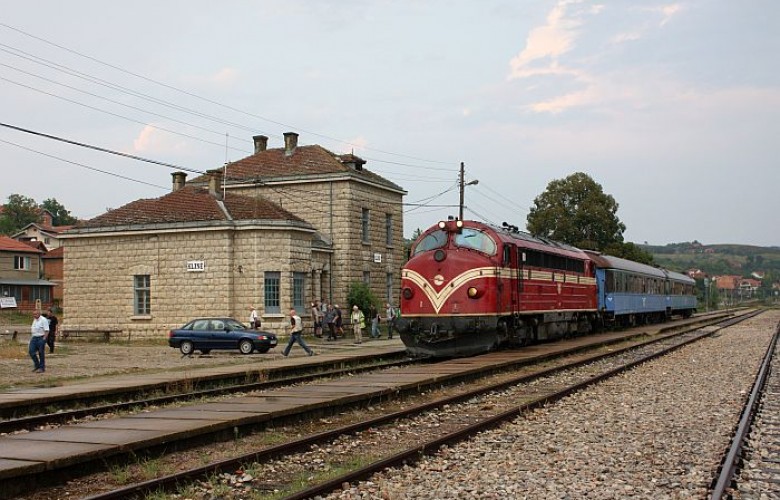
[309,300,398,344]
[249,301,399,357]
[28,308,58,373]
[310,300,344,341]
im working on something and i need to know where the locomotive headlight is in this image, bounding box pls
[456,220,463,228]
[467,286,482,298]
[438,221,446,229]
[402,287,414,300]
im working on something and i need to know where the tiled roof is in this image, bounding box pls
[75,186,306,229]
[190,144,404,191]
[37,223,76,234]
[0,235,43,253]
[43,246,64,259]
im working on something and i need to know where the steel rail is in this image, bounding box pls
[82,311,759,500]
[709,320,780,499]
[284,311,764,500]
[0,356,416,434]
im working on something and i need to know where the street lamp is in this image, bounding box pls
[458,162,478,221]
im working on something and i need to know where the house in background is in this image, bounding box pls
[9,210,71,307]
[61,135,405,339]
[0,235,54,312]
[12,209,75,251]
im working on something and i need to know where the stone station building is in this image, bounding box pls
[61,133,406,338]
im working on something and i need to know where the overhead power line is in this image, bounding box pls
[0,75,253,155]
[0,122,204,174]
[0,137,168,190]
[0,22,455,166]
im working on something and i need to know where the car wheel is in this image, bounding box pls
[180,341,194,355]
[239,339,254,354]
[200,349,211,355]
[256,347,270,354]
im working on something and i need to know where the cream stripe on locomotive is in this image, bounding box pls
[403,267,596,314]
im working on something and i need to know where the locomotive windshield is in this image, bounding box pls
[454,228,497,255]
[412,230,448,256]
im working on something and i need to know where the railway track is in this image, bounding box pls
[710,319,780,499]
[62,311,761,500]
[0,354,415,434]
[1,312,730,434]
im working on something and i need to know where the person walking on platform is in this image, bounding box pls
[311,301,323,337]
[44,308,59,353]
[369,304,381,339]
[29,310,49,373]
[335,305,344,337]
[385,303,397,339]
[282,309,314,357]
[324,304,337,341]
[350,305,366,344]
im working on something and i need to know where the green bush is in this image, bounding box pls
[346,282,379,316]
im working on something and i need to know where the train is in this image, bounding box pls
[398,219,697,357]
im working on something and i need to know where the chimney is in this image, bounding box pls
[253,135,268,153]
[41,210,53,226]
[207,169,223,200]
[283,132,299,156]
[171,171,187,192]
[340,154,366,171]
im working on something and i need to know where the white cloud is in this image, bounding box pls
[658,4,682,26]
[209,67,239,86]
[131,125,187,154]
[338,136,368,155]
[528,87,596,114]
[612,32,642,44]
[507,0,584,81]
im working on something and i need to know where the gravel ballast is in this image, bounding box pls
[328,311,780,499]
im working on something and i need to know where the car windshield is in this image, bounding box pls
[412,230,448,256]
[454,228,497,255]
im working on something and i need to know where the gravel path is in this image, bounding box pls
[327,311,780,499]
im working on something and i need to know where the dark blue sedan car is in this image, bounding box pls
[169,318,278,355]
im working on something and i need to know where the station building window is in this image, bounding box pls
[292,272,306,314]
[134,275,151,315]
[362,208,370,243]
[264,271,281,314]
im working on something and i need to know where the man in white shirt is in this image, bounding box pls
[282,309,314,357]
[29,310,49,373]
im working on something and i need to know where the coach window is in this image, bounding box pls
[502,245,512,266]
[455,228,496,255]
[412,230,447,256]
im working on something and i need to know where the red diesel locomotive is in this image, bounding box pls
[399,219,600,357]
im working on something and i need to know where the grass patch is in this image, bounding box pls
[0,343,28,360]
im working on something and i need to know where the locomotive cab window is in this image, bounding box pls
[412,230,448,256]
[454,228,496,255]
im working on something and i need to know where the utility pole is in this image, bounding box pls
[458,161,478,221]
[459,162,465,221]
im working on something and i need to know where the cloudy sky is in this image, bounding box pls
[1,1,778,246]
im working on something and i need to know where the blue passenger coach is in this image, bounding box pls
[586,251,697,326]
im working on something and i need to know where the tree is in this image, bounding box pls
[40,198,78,226]
[0,194,40,235]
[404,228,423,261]
[603,242,655,265]
[526,172,626,251]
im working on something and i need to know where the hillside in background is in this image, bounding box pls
[640,241,780,280]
